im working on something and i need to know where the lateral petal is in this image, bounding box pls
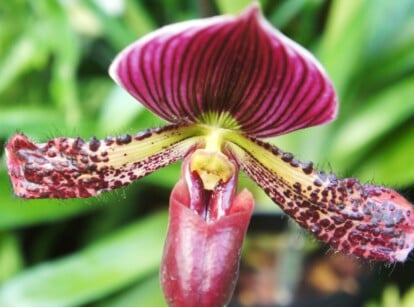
[6,124,203,199]
[110,4,337,137]
[226,132,414,262]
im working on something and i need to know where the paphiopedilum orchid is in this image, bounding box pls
[5,4,414,306]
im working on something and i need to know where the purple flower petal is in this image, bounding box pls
[226,132,414,262]
[5,125,202,198]
[110,4,337,138]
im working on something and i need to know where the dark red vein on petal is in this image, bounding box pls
[277,67,324,132]
[244,38,292,136]
[224,15,260,116]
[200,25,241,114]
[236,27,278,130]
[122,51,148,108]
[149,41,170,120]
[219,22,254,111]
[175,26,200,121]
[271,55,310,132]
[232,26,262,119]
[134,43,166,118]
[187,25,230,118]
[159,34,181,118]
[240,27,272,117]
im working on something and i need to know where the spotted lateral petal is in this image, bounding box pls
[226,132,414,262]
[6,125,203,199]
[110,4,337,138]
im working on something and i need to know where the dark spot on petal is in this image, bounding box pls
[271,147,280,155]
[320,219,330,228]
[72,137,85,153]
[302,161,313,174]
[290,159,299,167]
[310,224,321,234]
[333,227,347,238]
[281,152,293,163]
[134,129,152,140]
[313,178,323,187]
[105,137,115,146]
[47,151,57,158]
[90,155,101,163]
[89,137,100,152]
[87,164,97,172]
[293,182,301,192]
[116,134,132,145]
[332,215,345,224]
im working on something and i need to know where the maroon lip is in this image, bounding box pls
[160,156,254,306]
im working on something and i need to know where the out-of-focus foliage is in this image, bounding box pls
[0,212,167,307]
[365,284,414,307]
[0,0,413,306]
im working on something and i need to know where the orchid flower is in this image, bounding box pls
[5,4,414,306]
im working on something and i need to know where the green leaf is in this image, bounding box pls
[351,0,414,87]
[319,0,414,104]
[101,275,166,307]
[0,211,168,307]
[327,75,414,170]
[0,108,64,139]
[84,0,137,51]
[124,0,156,37]
[382,284,400,307]
[0,172,98,230]
[269,0,309,28]
[402,284,414,307]
[318,0,370,98]
[0,26,50,95]
[363,39,414,87]
[0,232,24,283]
[98,86,145,132]
[215,0,255,14]
[36,0,82,124]
[363,0,414,59]
[355,123,414,188]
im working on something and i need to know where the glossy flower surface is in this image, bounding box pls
[5,4,414,306]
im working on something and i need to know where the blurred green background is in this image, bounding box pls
[0,0,413,306]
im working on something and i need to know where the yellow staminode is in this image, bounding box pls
[191,126,236,190]
[190,149,235,190]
